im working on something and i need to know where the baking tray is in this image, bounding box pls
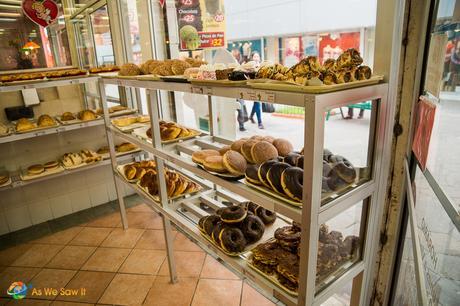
[196,163,243,180]
[132,125,201,144]
[247,75,383,94]
[111,116,150,133]
[14,120,60,134]
[160,75,190,83]
[190,79,247,87]
[56,114,102,125]
[20,165,65,181]
[245,252,298,296]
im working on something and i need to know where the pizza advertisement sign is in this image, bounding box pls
[412,96,437,171]
[176,0,226,51]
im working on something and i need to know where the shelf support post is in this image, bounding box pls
[98,79,129,229]
[146,88,178,284]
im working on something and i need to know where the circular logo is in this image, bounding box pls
[7,282,28,299]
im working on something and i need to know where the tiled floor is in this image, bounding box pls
[0,200,275,306]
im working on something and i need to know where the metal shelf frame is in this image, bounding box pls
[0,75,99,93]
[100,76,390,306]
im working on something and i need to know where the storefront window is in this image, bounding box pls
[90,6,114,66]
[0,0,71,71]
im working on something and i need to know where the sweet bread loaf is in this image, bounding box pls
[16,118,35,132]
[119,63,141,76]
[78,110,97,121]
[61,112,76,121]
[116,142,137,152]
[37,114,56,127]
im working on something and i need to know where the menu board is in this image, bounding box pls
[176,0,226,51]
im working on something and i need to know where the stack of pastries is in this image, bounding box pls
[251,222,359,291]
[61,149,101,168]
[198,201,277,254]
[256,48,372,85]
[146,120,199,141]
[119,58,206,77]
[123,160,201,198]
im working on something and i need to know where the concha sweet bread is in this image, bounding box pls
[37,114,56,127]
[119,63,141,76]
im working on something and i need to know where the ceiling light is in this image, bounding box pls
[0,17,16,22]
[0,12,20,17]
[0,4,21,10]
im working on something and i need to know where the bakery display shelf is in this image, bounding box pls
[114,176,297,306]
[0,75,99,92]
[0,153,139,192]
[0,118,104,144]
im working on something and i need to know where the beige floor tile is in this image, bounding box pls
[135,230,176,250]
[85,213,121,228]
[119,249,166,275]
[46,246,96,270]
[30,269,77,300]
[100,228,144,248]
[68,228,113,247]
[158,251,205,277]
[81,248,130,272]
[0,244,33,266]
[127,203,153,213]
[173,233,202,252]
[0,267,41,297]
[191,279,242,306]
[240,282,274,306]
[51,302,94,306]
[5,299,51,305]
[126,212,166,229]
[143,276,198,306]
[32,227,84,245]
[11,244,63,268]
[200,255,239,280]
[145,213,164,230]
[98,274,154,305]
[56,271,114,303]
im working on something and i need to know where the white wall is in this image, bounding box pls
[225,0,377,40]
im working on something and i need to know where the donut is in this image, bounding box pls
[241,215,265,243]
[329,155,357,183]
[284,152,301,167]
[323,160,333,177]
[203,215,220,236]
[203,155,226,173]
[220,206,247,223]
[258,159,278,187]
[230,138,247,153]
[245,164,262,185]
[267,162,291,194]
[222,150,247,176]
[192,149,220,164]
[274,225,301,252]
[323,149,333,162]
[198,216,208,231]
[281,167,303,201]
[272,138,294,157]
[255,207,277,225]
[218,145,231,155]
[251,141,278,164]
[326,170,347,191]
[241,139,259,163]
[219,227,247,253]
[296,156,304,169]
[211,221,226,244]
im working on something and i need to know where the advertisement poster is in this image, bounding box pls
[412,96,437,171]
[176,0,226,51]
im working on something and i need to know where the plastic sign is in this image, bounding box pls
[22,0,59,28]
[412,96,437,171]
[176,0,226,51]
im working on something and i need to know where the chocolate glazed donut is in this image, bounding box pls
[258,159,278,187]
[284,152,301,167]
[255,206,277,225]
[281,167,303,202]
[329,155,357,183]
[219,227,247,253]
[267,162,291,194]
[220,206,247,223]
[203,215,220,236]
[241,215,265,243]
[245,164,262,185]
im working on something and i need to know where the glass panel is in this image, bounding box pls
[90,6,114,66]
[73,17,94,67]
[413,167,460,305]
[321,283,352,306]
[422,0,460,208]
[315,199,366,292]
[0,0,71,71]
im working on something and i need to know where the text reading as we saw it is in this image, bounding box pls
[31,288,86,297]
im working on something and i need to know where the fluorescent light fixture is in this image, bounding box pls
[0,4,21,10]
[0,17,16,22]
[0,12,20,17]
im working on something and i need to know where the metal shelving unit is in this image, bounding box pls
[100,76,390,306]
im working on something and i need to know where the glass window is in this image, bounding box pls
[0,0,71,71]
[90,6,114,66]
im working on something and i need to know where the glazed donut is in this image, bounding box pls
[219,227,247,253]
[323,149,333,162]
[241,215,265,243]
[215,207,226,216]
[267,162,291,194]
[323,160,333,177]
[281,167,303,202]
[203,215,220,236]
[211,221,226,244]
[275,225,301,252]
[198,216,208,231]
[322,176,333,193]
[220,206,247,223]
[245,164,262,185]
[326,170,347,191]
[284,152,301,167]
[258,160,278,187]
[329,155,357,183]
[296,156,304,169]
[255,207,277,225]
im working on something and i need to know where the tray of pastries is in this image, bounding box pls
[44,69,87,79]
[0,122,12,137]
[132,120,201,144]
[198,201,282,256]
[94,105,137,117]
[61,149,102,170]
[56,110,100,125]
[0,72,46,84]
[14,115,59,133]
[97,142,140,160]
[111,115,150,132]
[88,65,120,74]
[245,223,360,295]
[189,62,257,86]
[20,160,64,181]
[0,172,11,187]
[248,49,382,94]
[117,160,157,183]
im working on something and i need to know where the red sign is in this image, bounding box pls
[412,96,437,171]
[22,0,58,27]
